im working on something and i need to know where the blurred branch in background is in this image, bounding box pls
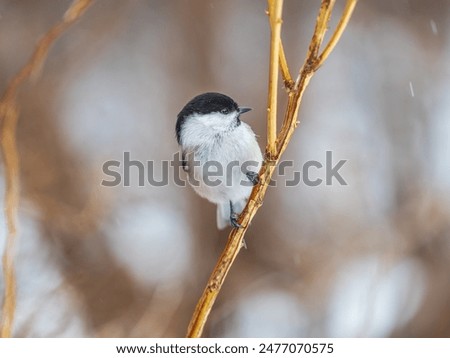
[0,0,94,338]
[186,0,358,338]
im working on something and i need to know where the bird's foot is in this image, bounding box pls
[246,171,260,186]
[230,213,242,228]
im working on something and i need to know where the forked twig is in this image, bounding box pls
[186,0,357,338]
[0,0,94,338]
[316,0,358,69]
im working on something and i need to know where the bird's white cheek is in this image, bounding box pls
[199,112,236,129]
[180,113,239,147]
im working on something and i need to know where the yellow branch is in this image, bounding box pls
[266,0,284,158]
[186,0,357,338]
[316,0,358,70]
[279,39,293,90]
[296,0,335,89]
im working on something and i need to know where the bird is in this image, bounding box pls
[176,92,263,229]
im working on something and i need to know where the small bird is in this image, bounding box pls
[176,92,263,229]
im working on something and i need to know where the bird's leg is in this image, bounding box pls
[229,201,242,228]
[246,171,260,186]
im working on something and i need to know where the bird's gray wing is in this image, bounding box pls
[181,150,188,172]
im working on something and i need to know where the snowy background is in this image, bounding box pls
[0,0,449,337]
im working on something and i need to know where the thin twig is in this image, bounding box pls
[296,0,335,88]
[316,0,358,69]
[267,2,293,98]
[186,0,357,338]
[312,0,336,58]
[266,0,284,158]
[0,0,94,338]
[279,41,293,90]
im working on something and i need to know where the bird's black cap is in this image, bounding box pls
[176,92,239,144]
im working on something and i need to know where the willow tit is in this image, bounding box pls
[176,92,263,229]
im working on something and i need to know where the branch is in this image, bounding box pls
[278,0,357,152]
[0,0,94,338]
[186,163,275,338]
[316,0,358,69]
[266,0,284,158]
[186,0,357,338]
[313,0,336,58]
[279,40,294,90]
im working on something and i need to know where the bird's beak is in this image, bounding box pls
[238,107,252,114]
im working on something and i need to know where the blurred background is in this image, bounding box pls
[0,0,449,337]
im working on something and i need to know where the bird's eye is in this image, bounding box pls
[220,108,229,115]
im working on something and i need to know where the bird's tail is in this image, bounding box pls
[216,199,247,230]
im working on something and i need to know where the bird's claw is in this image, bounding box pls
[246,171,260,186]
[230,213,242,228]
